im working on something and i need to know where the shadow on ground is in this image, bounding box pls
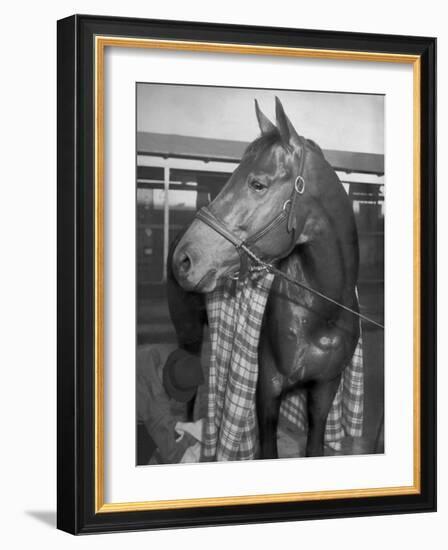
[25,510,56,528]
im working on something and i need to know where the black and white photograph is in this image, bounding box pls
[135,84,385,466]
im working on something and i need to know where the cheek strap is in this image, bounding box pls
[286,175,306,233]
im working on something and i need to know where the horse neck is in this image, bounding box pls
[297,168,358,310]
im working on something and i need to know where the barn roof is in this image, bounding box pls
[137,132,384,176]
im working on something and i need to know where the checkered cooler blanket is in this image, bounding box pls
[202,271,364,461]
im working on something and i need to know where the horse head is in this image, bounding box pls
[172,97,340,293]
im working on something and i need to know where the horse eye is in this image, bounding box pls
[249,179,266,192]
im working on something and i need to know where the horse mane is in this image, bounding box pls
[244,129,325,159]
[305,138,324,156]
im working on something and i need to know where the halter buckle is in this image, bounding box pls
[282,199,291,212]
[295,175,306,194]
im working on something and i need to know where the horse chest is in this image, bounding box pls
[260,262,355,390]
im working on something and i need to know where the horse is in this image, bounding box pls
[168,97,360,459]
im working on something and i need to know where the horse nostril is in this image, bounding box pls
[177,250,192,275]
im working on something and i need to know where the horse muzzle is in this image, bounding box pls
[172,218,240,293]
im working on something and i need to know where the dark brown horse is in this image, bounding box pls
[169,97,360,458]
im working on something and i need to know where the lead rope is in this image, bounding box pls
[238,242,385,330]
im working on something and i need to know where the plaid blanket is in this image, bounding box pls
[279,338,363,452]
[203,271,363,461]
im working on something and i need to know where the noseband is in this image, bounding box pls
[196,141,308,278]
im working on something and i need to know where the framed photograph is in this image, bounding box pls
[57,14,436,534]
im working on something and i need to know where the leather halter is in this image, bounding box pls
[193,139,384,330]
[195,140,308,278]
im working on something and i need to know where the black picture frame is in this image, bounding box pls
[57,14,436,534]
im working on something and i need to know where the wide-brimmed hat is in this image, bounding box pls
[162,348,204,403]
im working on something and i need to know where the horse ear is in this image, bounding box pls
[255,99,276,135]
[275,96,301,148]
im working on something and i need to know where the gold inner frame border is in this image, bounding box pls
[94,35,421,513]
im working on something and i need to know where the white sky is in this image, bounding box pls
[137,84,384,154]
